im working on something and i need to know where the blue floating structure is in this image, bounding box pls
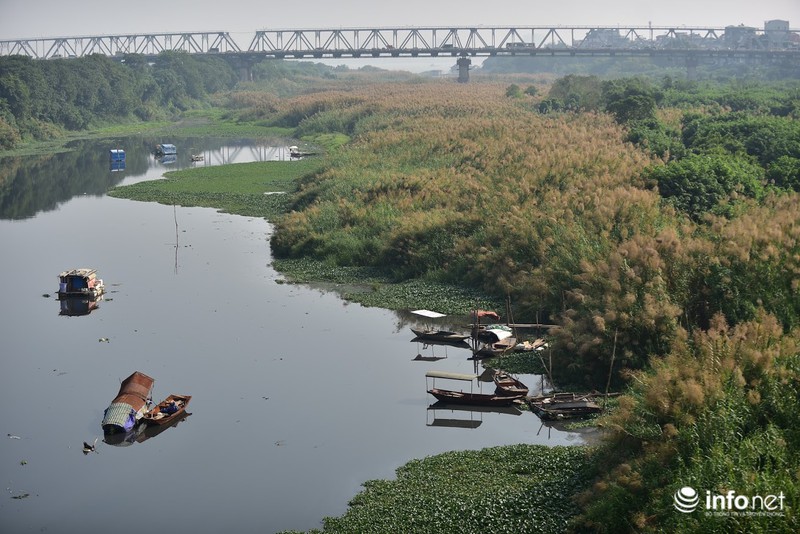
[109,149,126,171]
[155,143,177,156]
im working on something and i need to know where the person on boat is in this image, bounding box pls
[161,400,179,415]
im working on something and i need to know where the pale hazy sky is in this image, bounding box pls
[0,0,797,40]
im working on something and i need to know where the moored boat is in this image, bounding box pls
[527,393,602,420]
[142,394,191,426]
[57,268,105,299]
[155,143,176,156]
[472,324,516,358]
[410,309,471,346]
[101,371,155,434]
[426,370,524,407]
[428,387,524,406]
[493,371,529,396]
[474,336,517,358]
[411,328,470,344]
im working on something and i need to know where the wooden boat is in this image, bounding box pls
[527,393,602,420]
[411,328,470,344]
[428,388,524,406]
[101,371,155,434]
[426,370,524,407]
[474,336,517,358]
[474,324,513,343]
[142,394,191,426]
[493,371,529,396]
[57,268,105,299]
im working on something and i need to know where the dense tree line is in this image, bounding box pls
[0,51,238,149]
[481,53,800,81]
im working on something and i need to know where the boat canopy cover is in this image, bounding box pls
[102,402,137,431]
[412,309,446,318]
[113,371,154,404]
[426,370,478,381]
[483,324,514,341]
[59,268,97,280]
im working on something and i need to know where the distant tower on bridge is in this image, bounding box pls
[457,56,471,83]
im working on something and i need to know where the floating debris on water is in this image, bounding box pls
[83,438,98,455]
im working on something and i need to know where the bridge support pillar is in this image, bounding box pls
[457,56,471,83]
[238,64,253,82]
[685,54,699,80]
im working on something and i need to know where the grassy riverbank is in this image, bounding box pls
[109,159,322,219]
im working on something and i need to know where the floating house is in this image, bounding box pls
[155,143,177,156]
[57,268,105,299]
[101,371,155,434]
[109,149,125,172]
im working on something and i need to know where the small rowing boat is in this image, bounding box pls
[142,394,191,426]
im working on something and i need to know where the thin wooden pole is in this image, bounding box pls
[604,329,618,409]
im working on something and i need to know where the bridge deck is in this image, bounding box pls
[1,25,798,60]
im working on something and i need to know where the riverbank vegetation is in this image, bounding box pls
[109,159,323,219]
[251,76,799,532]
[11,52,799,531]
[0,52,421,153]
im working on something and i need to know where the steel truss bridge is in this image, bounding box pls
[2,25,798,67]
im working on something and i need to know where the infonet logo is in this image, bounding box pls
[674,487,700,513]
[674,486,787,516]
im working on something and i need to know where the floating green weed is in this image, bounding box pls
[109,160,323,219]
[272,258,502,314]
[288,445,594,534]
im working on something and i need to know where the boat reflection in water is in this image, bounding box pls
[103,413,191,447]
[411,336,472,362]
[58,295,102,316]
[426,401,522,429]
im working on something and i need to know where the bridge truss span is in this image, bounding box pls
[0,31,241,59]
[1,25,798,61]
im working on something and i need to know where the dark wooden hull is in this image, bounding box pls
[493,372,529,396]
[474,337,517,358]
[411,328,470,343]
[528,396,602,420]
[142,394,191,426]
[428,387,523,407]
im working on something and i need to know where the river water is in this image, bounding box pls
[0,136,589,533]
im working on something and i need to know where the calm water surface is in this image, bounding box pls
[0,138,590,533]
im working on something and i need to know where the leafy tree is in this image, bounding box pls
[645,154,766,221]
[625,118,684,160]
[505,84,523,98]
[601,78,661,124]
[682,112,800,166]
[546,74,604,111]
[766,156,800,192]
